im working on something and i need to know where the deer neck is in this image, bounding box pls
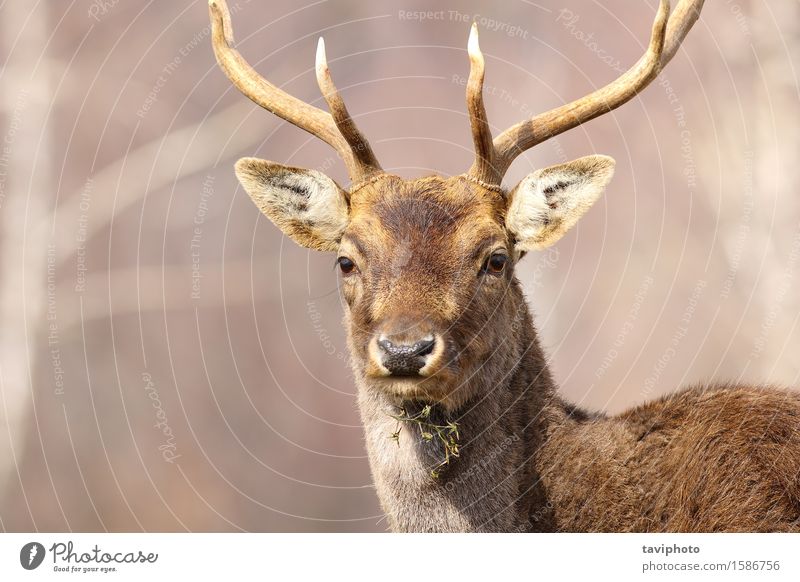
[355,286,569,532]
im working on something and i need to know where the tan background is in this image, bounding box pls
[0,0,798,531]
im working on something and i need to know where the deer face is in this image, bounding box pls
[235,156,615,406]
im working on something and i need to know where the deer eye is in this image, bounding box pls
[482,253,508,276]
[337,256,357,276]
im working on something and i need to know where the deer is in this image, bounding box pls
[208,0,800,532]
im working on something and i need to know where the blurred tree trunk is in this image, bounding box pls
[750,2,800,380]
[0,2,53,519]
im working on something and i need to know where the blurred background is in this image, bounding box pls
[0,0,798,531]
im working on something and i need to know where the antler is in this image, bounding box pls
[208,0,382,182]
[466,0,704,185]
[465,23,496,186]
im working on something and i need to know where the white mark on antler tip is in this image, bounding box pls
[467,23,481,59]
[316,37,328,75]
[467,22,481,53]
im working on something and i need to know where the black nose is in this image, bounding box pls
[377,337,436,376]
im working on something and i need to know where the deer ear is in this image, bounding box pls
[235,158,349,252]
[505,155,615,253]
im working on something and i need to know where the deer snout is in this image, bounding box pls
[366,328,446,377]
[376,336,436,376]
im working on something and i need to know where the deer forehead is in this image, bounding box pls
[346,175,507,255]
[341,176,507,321]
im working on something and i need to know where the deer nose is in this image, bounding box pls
[377,336,436,376]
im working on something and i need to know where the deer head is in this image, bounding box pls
[210,0,703,410]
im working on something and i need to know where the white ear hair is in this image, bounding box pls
[235,158,349,252]
[506,155,615,252]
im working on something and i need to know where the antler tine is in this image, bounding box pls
[663,0,704,64]
[478,0,703,182]
[465,23,498,185]
[315,38,382,178]
[208,0,381,182]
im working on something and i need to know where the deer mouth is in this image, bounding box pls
[367,374,460,407]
